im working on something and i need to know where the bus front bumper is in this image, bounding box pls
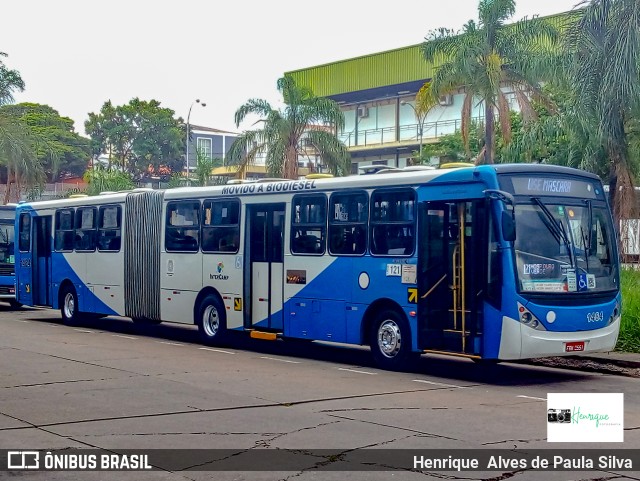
[498,316,620,360]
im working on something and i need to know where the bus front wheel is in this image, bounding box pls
[369,309,414,371]
[60,285,80,326]
[197,295,226,345]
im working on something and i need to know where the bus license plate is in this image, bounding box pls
[565,341,585,352]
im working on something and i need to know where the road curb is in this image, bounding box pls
[570,354,640,369]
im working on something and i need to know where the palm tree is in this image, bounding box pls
[0,52,44,202]
[0,52,25,105]
[193,148,222,187]
[417,0,559,164]
[226,75,350,179]
[564,0,640,228]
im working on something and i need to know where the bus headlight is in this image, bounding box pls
[517,302,546,331]
[607,303,620,326]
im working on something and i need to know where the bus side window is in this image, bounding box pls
[54,208,75,251]
[291,194,326,255]
[98,205,121,252]
[370,188,415,256]
[328,191,368,256]
[18,213,31,252]
[75,207,97,252]
[202,199,240,254]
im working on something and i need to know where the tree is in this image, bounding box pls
[563,0,640,227]
[0,52,25,106]
[0,52,43,203]
[193,148,222,187]
[83,165,135,196]
[226,75,350,179]
[417,0,559,164]
[0,103,90,181]
[85,98,184,178]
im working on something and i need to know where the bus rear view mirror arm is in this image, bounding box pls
[484,189,516,242]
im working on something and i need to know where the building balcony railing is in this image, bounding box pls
[339,118,467,149]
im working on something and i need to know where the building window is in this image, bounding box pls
[197,137,212,161]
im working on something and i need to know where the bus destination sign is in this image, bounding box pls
[505,176,598,199]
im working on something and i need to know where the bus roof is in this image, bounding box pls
[15,164,603,210]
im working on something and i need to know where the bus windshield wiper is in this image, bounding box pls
[531,197,574,268]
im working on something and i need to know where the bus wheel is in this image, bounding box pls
[370,309,413,370]
[61,285,80,325]
[8,300,22,309]
[197,295,226,345]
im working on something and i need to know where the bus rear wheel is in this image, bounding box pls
[369,309,415,371]
[60,285,80,326]
[197,295,226,345]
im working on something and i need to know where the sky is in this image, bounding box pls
[2,0,580,136]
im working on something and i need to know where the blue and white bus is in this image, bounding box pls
[14,164,621,369]
[0,204,19,307]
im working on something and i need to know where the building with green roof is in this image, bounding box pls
[286,11,568,173]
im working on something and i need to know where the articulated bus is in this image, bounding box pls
[0,204,19,307]
[15,164,621,369]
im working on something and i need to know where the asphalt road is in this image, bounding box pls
[0,305,639,481]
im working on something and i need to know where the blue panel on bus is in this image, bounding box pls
[49,251,118,316]
[521,296,619,333]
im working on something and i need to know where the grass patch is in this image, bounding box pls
[618,267,640,352]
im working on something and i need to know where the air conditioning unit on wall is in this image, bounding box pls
[357,106,369,118]
[438,94,454,106]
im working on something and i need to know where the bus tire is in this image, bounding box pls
[8,300,22,309]
[60,285,81,326]
[369,309,414,371]
[197,294,226,345]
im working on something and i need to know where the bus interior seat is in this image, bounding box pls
[295,234,321,253]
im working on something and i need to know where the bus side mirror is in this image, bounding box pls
[502,211,516,242]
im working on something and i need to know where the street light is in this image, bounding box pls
[186,99,207,182]
[400,100,427,161]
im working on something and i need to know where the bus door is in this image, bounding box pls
[32,216,52,306]
[246,203,285,331]
[417,200,487,355]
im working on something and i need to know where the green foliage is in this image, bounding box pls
[563,0,640,224]
[227,75,350,179]
[618,268,640,352]
[0,54,43,202]
[418,0,560,164]
[83,165,135,195]
[0,103,90,181]
[0,52,24,106]
[191,148,222,187]
[421,122,484,163]
[85,98,184,178]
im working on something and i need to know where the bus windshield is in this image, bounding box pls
[513,200,616,294]
[0,223,15,264]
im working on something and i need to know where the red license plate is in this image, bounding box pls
[565,341,585,352]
